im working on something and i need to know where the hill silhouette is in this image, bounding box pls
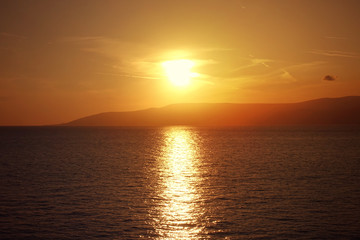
[64,96,360,126]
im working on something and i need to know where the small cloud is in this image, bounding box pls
[323,75,337,81]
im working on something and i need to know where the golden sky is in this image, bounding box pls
[1,0,360,125]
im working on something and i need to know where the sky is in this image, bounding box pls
[1,0,360,125]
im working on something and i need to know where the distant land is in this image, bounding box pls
[63,96,360,126]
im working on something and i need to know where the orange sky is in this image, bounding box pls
[1,0,360,125]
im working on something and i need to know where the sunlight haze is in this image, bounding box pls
[162,59,197,87]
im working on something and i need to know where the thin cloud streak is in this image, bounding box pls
[58,36,106,43]
[324,36,348,40]
[285,61,327,72]
[228,61,325,84]
[229,57,274,74]
[0,32,26,40]
[96,72,162,80]
[309,49,360,59]
[229,68,298,86]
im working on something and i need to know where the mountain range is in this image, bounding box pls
[63,96,360,126]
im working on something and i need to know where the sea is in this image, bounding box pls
[0,126,360,239]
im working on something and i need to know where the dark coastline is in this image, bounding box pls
[63,96,360,127]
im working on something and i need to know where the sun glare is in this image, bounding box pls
[162,59,197,87]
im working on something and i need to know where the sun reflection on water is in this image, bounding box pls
[154,127,203,239]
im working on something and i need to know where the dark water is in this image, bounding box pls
[0,126,360,239]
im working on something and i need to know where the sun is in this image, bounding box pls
[162,59,197,87]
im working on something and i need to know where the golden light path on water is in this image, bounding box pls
[154,127,203,239]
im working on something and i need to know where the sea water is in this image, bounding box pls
[1,126,360,239]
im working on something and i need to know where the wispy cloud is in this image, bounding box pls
[280,69,297,82]
[229,57,273,74]
[60,36,223,84]
[250,58,272,68]
[229,60,325,83]
[197,47,235,53]
[285,61,326,71]
[58,36,105,43]
[227,60,330,90]
[324,36,348,40]
[230,68,298,87]
[58,36,160,79]
[96,72,162,80]
[0,32,26,40]
[309,49,360,59]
